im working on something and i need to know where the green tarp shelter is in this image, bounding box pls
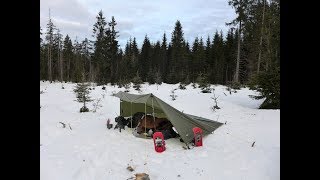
[114,91,223,144]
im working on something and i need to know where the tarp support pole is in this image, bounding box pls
[152,98,156,131]
[145,103,147,134]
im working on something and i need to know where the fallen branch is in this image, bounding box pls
[252,141,256,147]
[135,173,150,180]
[127,165,134,172]
[59,122,66,128]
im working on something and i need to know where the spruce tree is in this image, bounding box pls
[147,68,155,84]
[205,35,211,74]
[74,80,92,112]
[63,35,73,82]
[160,33,168,81]
[40,26,46,80]
[108,16,119,83]
[138,35,152,81]
[92,10,107,84]
[81,38,92,82]
[73,38,83,83]
[171,20,185,83]
[132,71,143,91]
[191,37,200,81]
[155,70,162,90]
[45,16,56,82]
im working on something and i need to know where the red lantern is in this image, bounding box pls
[192,127,203,147]
[153,132,166,153]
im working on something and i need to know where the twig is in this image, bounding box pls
[59,122,66,128]
[252,141,255,147]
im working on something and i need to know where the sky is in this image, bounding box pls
[40,0,236,49]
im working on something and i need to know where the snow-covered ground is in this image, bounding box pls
[40,81,280,180]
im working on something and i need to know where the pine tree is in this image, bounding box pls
[227,0,251,83]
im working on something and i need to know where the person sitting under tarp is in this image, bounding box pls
[161,128,179,140]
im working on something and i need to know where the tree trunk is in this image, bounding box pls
[83,95,86,107]
[68,58,71,81]
[89,59,92,82]
[225,65,228,84]
[234,21,241,83]
[266,23,271,71]
[48,43,52,82]
[59,40,63,82]
[60,50,63,82]
[257,0,266,74]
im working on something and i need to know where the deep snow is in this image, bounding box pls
[40,81,280,180]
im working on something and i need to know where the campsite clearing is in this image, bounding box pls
[40,81,280,180]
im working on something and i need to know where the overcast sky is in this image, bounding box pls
[40,0,236,49]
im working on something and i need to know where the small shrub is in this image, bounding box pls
[124,82,131,92]
[179,84,186,90]
[170,90,177,101]
[111,91,117,96]
[92,98,102,113]
[211,93,220,111]
[229,81,241,90]
[133,84,141,91]
[201,87,212,93]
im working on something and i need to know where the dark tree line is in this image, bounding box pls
[40,0,279,108]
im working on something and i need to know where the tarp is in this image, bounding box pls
[114,91,223,144]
